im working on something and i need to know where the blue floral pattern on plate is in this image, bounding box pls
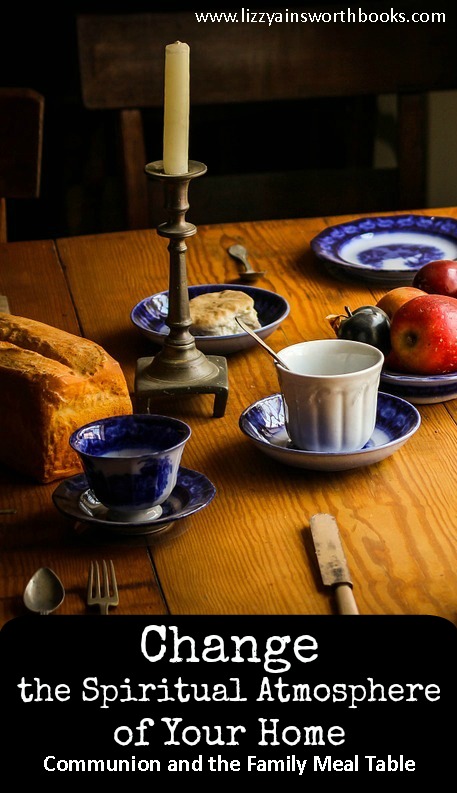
[239,392,420,471]
[131,283,290,355]
[358,243,444,268]
[311,214,457,285]
[52,467,216,536]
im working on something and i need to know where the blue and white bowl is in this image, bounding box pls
[69,414,191,522]
[131,283,290,355]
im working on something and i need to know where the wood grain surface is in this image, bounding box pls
[1,208,457,625]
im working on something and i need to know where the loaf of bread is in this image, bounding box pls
[189,290,261,336]
[0,313,133,483]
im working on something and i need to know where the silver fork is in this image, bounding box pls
[87,560,119,615]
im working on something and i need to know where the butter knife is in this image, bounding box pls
[310,513,359,615]
[0,295,10,312]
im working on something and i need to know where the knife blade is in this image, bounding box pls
[0,295,10,312]
[309,513,359,615]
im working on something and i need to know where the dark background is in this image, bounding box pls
[1,2,457,241]
[0,2,382,241]
[0,3,393,240]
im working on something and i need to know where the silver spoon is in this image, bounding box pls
[228,244,267,282]
[23,567,65,615]
[235,317,290,369]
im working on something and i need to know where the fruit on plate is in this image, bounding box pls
[412,258,457,298]
[376,286,427,320]
[326,305,391,355]
[383,348,405,372]
[389,293,457,375]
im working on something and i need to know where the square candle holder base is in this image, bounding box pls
[135,354,229,418]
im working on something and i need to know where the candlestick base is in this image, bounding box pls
[135,353,229,418]
[134,159,229,417]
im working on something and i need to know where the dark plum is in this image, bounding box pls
[327,305,391,355]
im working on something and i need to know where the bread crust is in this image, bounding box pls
[189,290,261,336]
[0,313,132,482]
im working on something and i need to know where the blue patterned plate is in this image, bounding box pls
[380,369,457,404]
[239,392,421,471]
[311,214,457,285]
[52,467,216,535]
[131,283,290,355]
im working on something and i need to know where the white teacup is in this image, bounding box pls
[275,339,384,453]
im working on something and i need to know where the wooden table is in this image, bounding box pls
[1,208,457,627]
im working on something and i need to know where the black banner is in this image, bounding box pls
[2,615,455,781]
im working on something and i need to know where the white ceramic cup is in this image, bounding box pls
[275,339,384,453]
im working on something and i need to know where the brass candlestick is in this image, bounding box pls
[134,160,229,417]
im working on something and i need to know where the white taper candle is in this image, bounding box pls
[163,41,190,174]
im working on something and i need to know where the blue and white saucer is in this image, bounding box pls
[239,392,421,471]
[311,214,457,285]
[52,468,216,535]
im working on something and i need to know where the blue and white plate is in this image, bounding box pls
[311,214,457,285]
[380,369,457,404]
[131,283,290,355]
[239,392,421,471]
[52,467,216,535]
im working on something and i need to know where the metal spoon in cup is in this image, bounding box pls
[23,567,65,615]
[235,317,290,369]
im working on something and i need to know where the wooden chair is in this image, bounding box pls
[76,7,457,230]
[0,87,44,242]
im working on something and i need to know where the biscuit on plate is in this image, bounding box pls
[189,290,261,336]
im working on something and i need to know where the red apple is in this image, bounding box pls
[383,348,406,372]
[376,286,427,320]
[413,259,457,298]
[390,294,457,375]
